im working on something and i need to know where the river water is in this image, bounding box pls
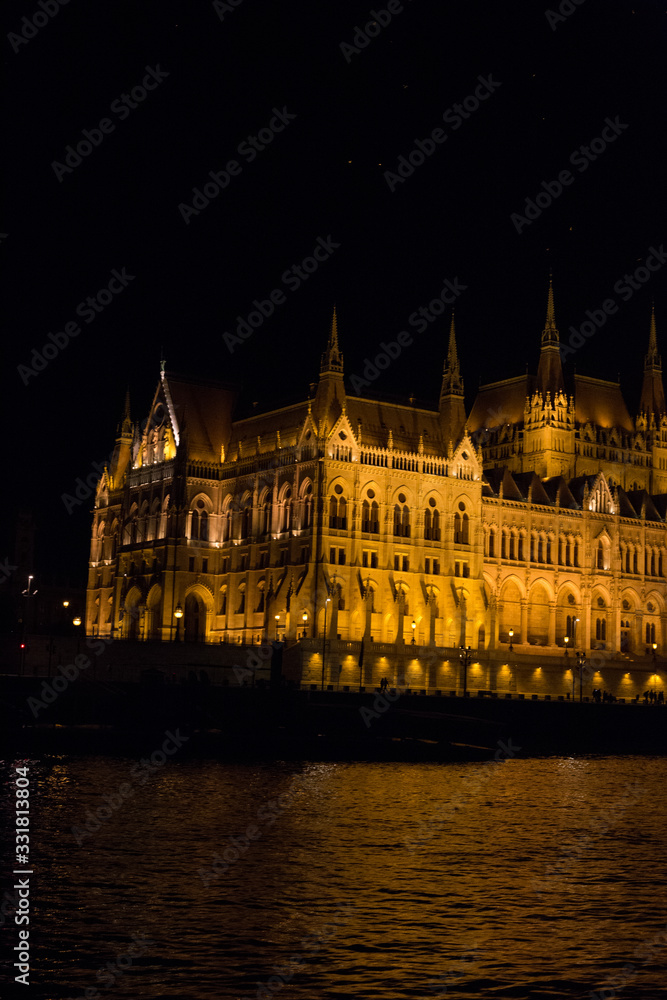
[3,748,667,999]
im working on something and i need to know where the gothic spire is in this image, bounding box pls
[320,305,344,375]
[440,312,464,397]
[536,271,565,396]
[646,301,660,368]
[639,304,665,421]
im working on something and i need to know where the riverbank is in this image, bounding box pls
[2,674,666,760]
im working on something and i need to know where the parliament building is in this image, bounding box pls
[86,282,667,697]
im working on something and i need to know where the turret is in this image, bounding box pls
[108,389,133,488]
[535,272,566,399]
[439,312,466,443]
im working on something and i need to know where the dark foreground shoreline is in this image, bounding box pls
[2,674,666,760]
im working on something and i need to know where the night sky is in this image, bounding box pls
[3,0,666,583]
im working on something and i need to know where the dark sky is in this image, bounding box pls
[3,0,666,583]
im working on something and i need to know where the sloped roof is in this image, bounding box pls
[164,373,238,464]
[574,375,633,431]
[468,375,534,432]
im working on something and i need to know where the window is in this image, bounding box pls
[362,550,369,568]
[202,558,208,574]
[281,488,292,532]
[425,557,430,574]
[239,554,248,571]
[259,550,269,569]
[191,500,209,541]
[256,589,265,613]
[646,622,656,645]
[433,559,440,575]
[188,556,195,573]
[329,492,347,529]
[362,499,379,533]
[221,557,229,574]
[260,496,271,536]
[595,618,606,641]
[338,548,346,565]
[237,588,245,614]
[330,547,336,564]
[394,554,400,571]
[220,590,227,616]
[279,549,287,566]
[300,546,309,564]
[488,529,496,558]
[455,561,469,578]
[454,509,469,544]
[424,502,440,541]
[393,504,410,537]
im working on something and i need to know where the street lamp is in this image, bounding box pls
[321,597,331,690]
[577,650,586,702]
[459,645,472,697]
[174,603,183,642]
[564,635,569,656]
[652,642,657,663]
[411,620,416,644]
[508,628,514,653]
[572,617,579,648]
[275,614,280,640]
[73,616,82,653]
[302,611,308,639]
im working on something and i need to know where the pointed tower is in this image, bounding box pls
[639,304,666,423]
[535,272,566,398]
[523,274,574,477]
[313,307,346,437]
[439,312,466,443]
[108,389,134,487]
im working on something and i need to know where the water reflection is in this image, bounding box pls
[6,754,667,999]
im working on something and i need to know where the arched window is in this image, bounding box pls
[191,500,209,541]
[237,584,246,615]
[646,622,656,645]
[259,492,271,536]
[220,587,227,616]
[241,505,251,540]
[488,527,496,558]
[595,618,606,641]
[281,488,292,532]
[329,492,347,529]
[256,583,265,613]
[362,499,371,532]
[393,504,410,537]
[301,483,313,529]
[424,506,441,541]
[454,506,469,544]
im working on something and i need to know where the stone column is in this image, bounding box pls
[548,601,556,647]
[520,599,528,645]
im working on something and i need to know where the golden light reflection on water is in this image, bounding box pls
[15,754,667,999]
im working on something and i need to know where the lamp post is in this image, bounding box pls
[72,616,82,654]
[459,645,472,697]
[564,634,569,656]
[275,614,280,641]
[302,611,308,639]
[174,603,183,642]
[652,642,657,663]
[577,650,586,702]
[508,628,514,653]
[411,620,416,644]
[321,597,331,690]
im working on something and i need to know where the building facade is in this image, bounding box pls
[86,286,667,695]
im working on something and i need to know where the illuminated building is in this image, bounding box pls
[86,286,667,695]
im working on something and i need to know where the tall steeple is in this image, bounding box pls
[320,305,344,375]
[109,389,134,487]
[639,304,666,422]
[536,271,566,397]
[440,312,464,398]
[314,306,345,436]
[439,312,466,443]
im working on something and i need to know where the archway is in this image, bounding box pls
[146,585,163,641]
[184,592,206,642]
